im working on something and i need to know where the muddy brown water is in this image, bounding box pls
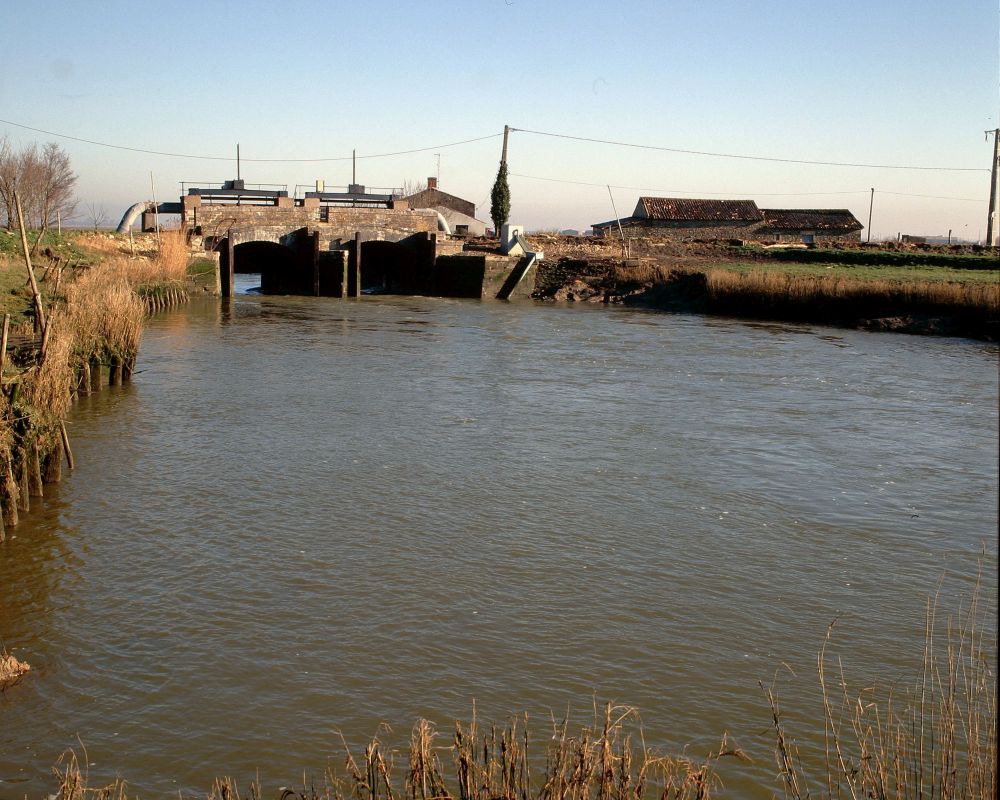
[1,280,997,798]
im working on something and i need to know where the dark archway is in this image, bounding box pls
[222,240,311,294]
[358,239,428,293]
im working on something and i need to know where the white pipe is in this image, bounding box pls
[116,202,151,234]
[431,209,451,235]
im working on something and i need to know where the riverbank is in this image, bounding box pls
[525,235,999,340]
[0,228,193,549]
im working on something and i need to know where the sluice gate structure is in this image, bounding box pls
[123,180,535,300]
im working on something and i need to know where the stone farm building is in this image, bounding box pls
[593,197,863,242]
[403,177,487,236]
[756,208,864,242]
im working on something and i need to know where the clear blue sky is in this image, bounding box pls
[2,0,998,238]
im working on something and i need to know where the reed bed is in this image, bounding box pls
[62,265,145,370]
[765,570,997,800]
[609,262,1000,315]
[704,269,1000,318]
[48,706,736,800]
[154,229,192,282]
[0,240,172,534]
[611,263,677,286]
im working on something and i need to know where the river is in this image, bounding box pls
[1,283,997,798]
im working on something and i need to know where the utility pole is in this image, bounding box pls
[236,143,241,182]
[867,187,874,243]
[501,125,510,165]
[986,129,999,246]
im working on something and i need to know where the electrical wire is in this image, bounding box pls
[510,172,985,202]
[510,171,868,196]
[877,190,985,203]
[0,118,502,162]
[510,126,989,173]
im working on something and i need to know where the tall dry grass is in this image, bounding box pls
[48,706,738,800]
[62,265,145,366]
[612,263,677,285]
[154,229,191,282]
[765,570,997,800]
[19,311,75,424]
[75,229,190,284]
[704,269,999,318]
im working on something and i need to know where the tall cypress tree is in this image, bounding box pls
[490,162,510,238]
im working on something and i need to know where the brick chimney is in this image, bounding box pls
[427,176,438,190]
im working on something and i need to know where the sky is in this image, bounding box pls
[1,0,998,239]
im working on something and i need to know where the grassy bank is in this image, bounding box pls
[739,244,998,271]
[0,229,194,542]
[535,256,1000,340]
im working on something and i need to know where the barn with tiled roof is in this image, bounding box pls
[592,197,863,242]
[757,208,864,241]
[593,197,764,239]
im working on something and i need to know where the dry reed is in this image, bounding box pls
[0,649,31,684]
[154,229,191,282]
[19,310,75,426]
[49,706,737,800]
[765,568,997,800]
[62,265,145,365]
[704,269,999,317]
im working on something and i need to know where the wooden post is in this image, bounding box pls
[60,421,75,471]
[312,231,321,297]
[223,231,235,298]
[341,251,349,298]
[122,356,134,382]
[0,313,9,392]
[28,443,44,498]
[353,232,362,297]
[91,357,104,390]
[14,191,46,333]
[17,456,29,512]
[79,360,92,395]
[39,318,52,363]
[109,356,122,386]
[43,439,63,484]
[1,459,17,529]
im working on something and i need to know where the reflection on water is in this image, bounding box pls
[1,292,997,799]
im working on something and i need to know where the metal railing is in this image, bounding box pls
[293,184,404,200]
[180,181,289,194]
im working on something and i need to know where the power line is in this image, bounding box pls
[0,117,501,162]
[510,172,985,202]
[510,126,989,173]
[878,190,986,203]
[511,171,866,196]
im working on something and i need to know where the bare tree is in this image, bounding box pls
[16,144,41,230]
[20,143,76,253]
[0,140,76,245]
[34,143,76,246]
[400,179,427,198]
[84,201,108,231]
[0,135,18,229]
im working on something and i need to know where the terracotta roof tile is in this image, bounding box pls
[639,197,763,222]
[760,209,864,233]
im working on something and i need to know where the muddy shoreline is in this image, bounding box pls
[527,245,998,341]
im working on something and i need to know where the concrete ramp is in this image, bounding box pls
[495,252,539,300]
